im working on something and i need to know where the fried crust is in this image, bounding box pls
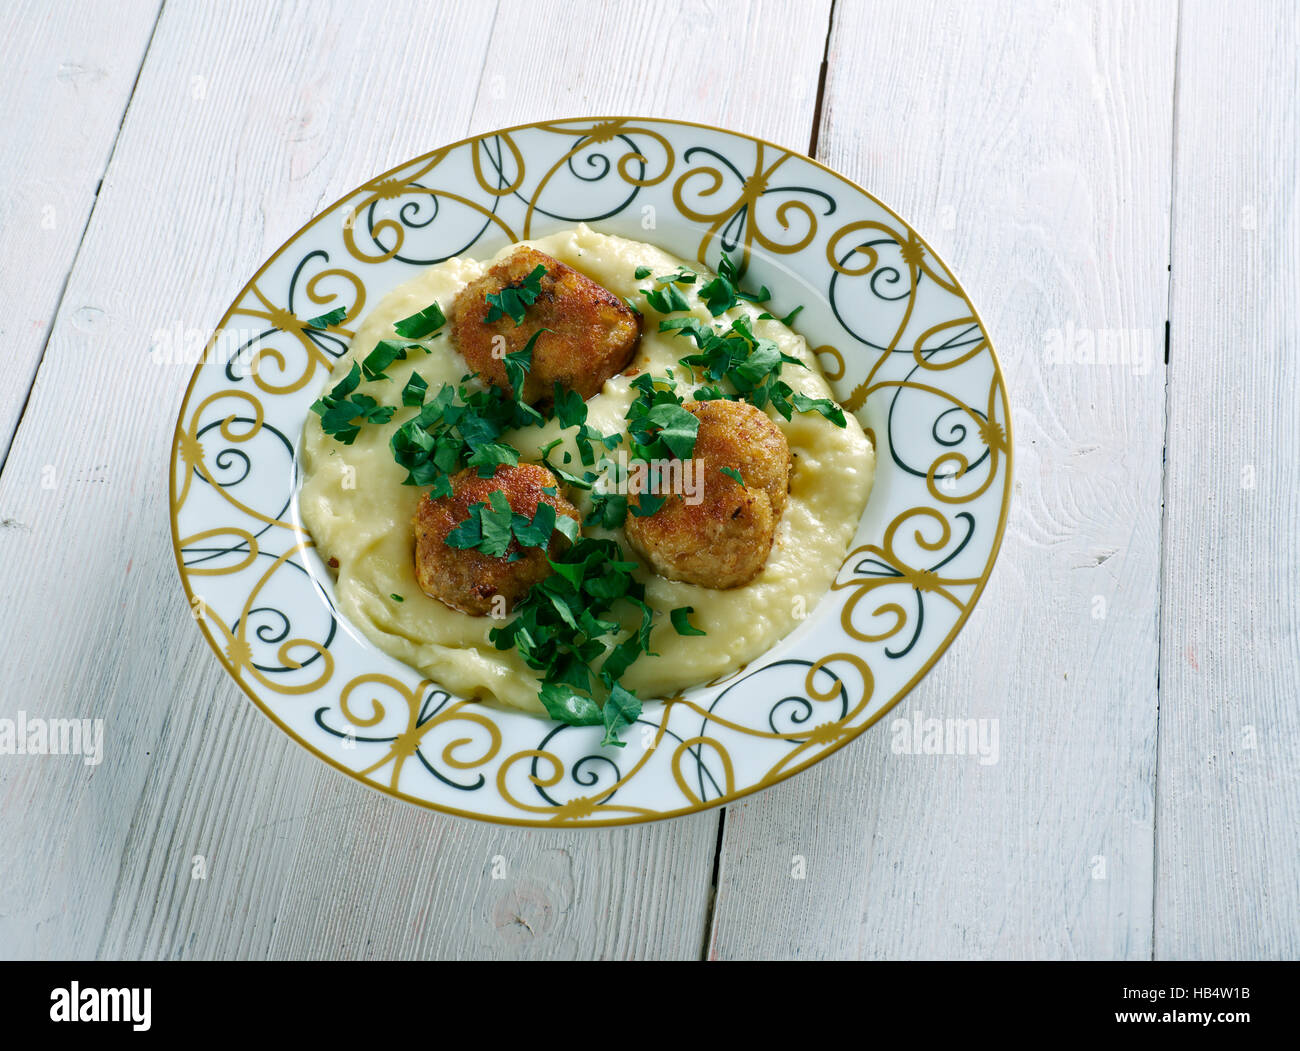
[449,247,641,404]
[624,399,792,589]
[412,463,580,616]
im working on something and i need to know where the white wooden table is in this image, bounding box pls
[1,0,1295,960]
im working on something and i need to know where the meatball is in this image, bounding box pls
[624,399,792,589]
[412,463,580,616]
[449,246,641,403]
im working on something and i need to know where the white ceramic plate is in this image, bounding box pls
[170,117,1012,826]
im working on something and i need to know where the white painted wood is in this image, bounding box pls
[0,0,160,467]
[468,0,827,152]
[1155,0,1300,960]
[708,0,1176,959]
[0,0,831,960]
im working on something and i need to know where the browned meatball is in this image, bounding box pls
[624,399,792,589]
[449,246,641,403]
[412,463,580,616]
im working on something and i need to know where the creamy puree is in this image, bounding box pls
[299,225,874,714]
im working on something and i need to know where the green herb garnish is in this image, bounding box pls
[309,362,395,444]
[363,339,427,382]
[698,253,770,316]
[670,606,706,636]
[445,491,578,559]
[502,328,548,399]
[625,374,699,461]
[490,537,656,741]
[599,683,642,747]
[639,281,692,315]
[485,264,546,325]
[665,315,846,427]
[720,466,745,487]
[656,266,697,286]
[389,377,544,494]
[393,300,447,339]
[304,306,347,330]
[401,372,428,406]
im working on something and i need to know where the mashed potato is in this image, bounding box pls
[298,225,874,714]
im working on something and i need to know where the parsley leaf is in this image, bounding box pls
[791,391,847,427]
[309,362,396,444]
[401,372,428,406]
[489,537,663,743]
[670,606,707,636]
[640,281,691,315]
[625,375,699,461]
[601,683,642,748]
[698,253,770,316]
[393,300,447,339]
[720,466,745,487]
[485,264,546,325]
[538,682,603,726]
[445,491,514,557]
[664,312,847,429]
[363,340,426,382]
[304,306,347,330]
[389,377,545,490]
[503,328,547,399]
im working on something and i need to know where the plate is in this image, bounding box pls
[169,117,1012,826]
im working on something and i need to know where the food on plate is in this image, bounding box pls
[448,246,641,404]
[412,463,581,617]
[299,225,874,739]
[624,399,791,589]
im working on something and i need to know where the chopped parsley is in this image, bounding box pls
[625,374,699,461]
[634,264,697,286]
[670,606,707,636]
[389,377,545,495]
[390,593,405,602]
[502,328,547,399]
[309,362,395,444]
[720,466,745,487]
[550,382,621,466]
[445,491,578,560]
[401,372,428,406]
[485,264,546,325]
[362,339,428,382]
[665,314,846,427]
[698,253,770,316]
[304,306,347,330]
[639,281,692,315]
[577,374,702,531]
[393,300,447,339]
[490,537,656,746]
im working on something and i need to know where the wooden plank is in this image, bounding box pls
[468,0,827,151]
[708,0,1175,959]
[1155,0,1300,959]
[0,0,830,960]
[0,0,160,468]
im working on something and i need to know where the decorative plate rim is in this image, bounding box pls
[168,114,1013,828]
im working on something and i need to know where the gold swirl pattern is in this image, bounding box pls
[169,118,1012,827]
[673,141,834,273]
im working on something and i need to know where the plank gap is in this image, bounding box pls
[807,0,837,157]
